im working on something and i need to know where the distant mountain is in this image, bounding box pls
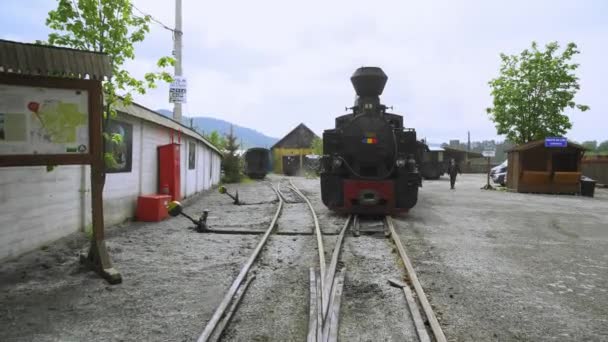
[157,109,278,148]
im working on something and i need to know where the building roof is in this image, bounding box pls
[427,143,445,151]
[506,139,585,152]
[0,39,112,80]
[115,101,223,157]
[272,123,319,149]
[442,146,484,158]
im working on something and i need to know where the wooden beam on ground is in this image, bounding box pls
[388,278,431,342]
[308,268,318,342]
[386,216,447,342]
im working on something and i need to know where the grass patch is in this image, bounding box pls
[240,176,254,184]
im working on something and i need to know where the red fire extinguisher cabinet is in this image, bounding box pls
[158,143,181,201]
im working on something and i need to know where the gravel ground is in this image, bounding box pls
[2,174,606,341]
[0,182,276,342]
[393,174,608,341]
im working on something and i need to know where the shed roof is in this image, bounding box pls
[506,139,585,152]
[0,39,112,80]
[272,123,319,149]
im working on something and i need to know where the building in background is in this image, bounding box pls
[0,101,222,261]
[271,123,318,175]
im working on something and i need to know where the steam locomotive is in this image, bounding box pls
[320,67,423,215]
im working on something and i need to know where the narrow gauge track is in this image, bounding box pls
[197,179,328,341]
[291,186,446,342]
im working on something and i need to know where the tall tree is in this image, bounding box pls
[310,137,323,155]
[598,140,608,152]
[205,130,227,150]
[44,0,174,166]
[581,140,598,151]
[222,125,242,183]
[487,41,589,144]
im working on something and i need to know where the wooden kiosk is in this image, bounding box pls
[0,40,121,283]
[506,139,585,194]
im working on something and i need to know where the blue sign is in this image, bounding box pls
[545,137,567,148]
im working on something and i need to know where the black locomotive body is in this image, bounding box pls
[320,67,423,215]
[244,147,270,179]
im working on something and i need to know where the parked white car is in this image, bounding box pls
[490,160,507,186]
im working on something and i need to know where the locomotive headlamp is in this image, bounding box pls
[333,157,343,168]
[396,158,406,168]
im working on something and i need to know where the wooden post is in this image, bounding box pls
[79,81,122,284]
[487,157,490,187]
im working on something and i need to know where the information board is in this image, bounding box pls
[0,84,89,155]
[482,150,496,157]
[169,76,187,104]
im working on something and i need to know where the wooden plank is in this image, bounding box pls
[289,179,327,315]
[326,269,345,342]
[316,270,323,342]
[307,268,318,342]
[197,185,284,342]
[386,216,447,342]
[389,277,429,339]
[210,275,256,342]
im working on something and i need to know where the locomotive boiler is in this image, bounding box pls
[320,67,422,215]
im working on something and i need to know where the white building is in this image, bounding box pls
[0,102,222,261]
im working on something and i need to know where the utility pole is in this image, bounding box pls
[172,0,183,122]
[467,131,471,151]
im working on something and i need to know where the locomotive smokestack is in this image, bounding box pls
[351,67,388,97]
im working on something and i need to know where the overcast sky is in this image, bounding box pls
[2,0,607,143]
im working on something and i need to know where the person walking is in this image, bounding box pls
[447,158,461,190]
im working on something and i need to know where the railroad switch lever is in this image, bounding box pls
[167,201,209,233]
[219,186,240,205]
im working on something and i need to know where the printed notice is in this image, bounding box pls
[0,84,89,155]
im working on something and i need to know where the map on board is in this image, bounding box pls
[0,84,89,155]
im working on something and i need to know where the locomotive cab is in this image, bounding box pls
[320,67,421,215]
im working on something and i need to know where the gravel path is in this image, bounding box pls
[3,174,606,341]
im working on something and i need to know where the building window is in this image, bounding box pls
[188,141,196,170]
[104,120,133,173]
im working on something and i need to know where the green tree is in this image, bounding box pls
[581,140,598,151]
[311,137,323,155]
[221,126,242,183]
[205,130,226,150]
[44,0,174,167]
[598,140,608,152]
[487,41,590,144]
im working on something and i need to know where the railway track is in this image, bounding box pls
[197,183,284,342]
[290,183,446,342]
[197,179,324,341]
[197,178,445,341]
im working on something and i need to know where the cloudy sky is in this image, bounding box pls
[2,0,607,143]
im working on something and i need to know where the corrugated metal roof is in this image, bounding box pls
[0,39,112,80]
[114,101,223,157]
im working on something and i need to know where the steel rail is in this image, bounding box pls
[288,178,327,313]
[385,216,447,342]
[197,184,284,342]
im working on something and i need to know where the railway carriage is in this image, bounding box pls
[244,147,270,179]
